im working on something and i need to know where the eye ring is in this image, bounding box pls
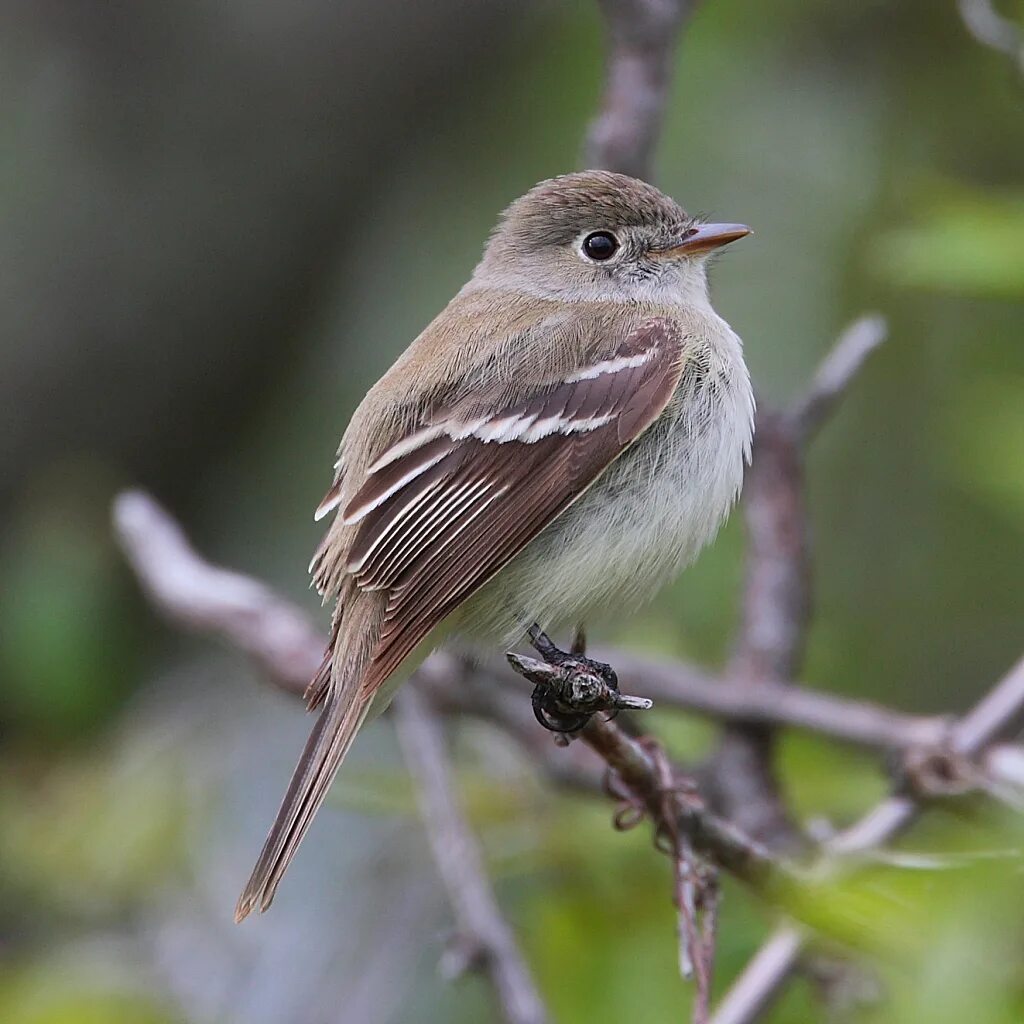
[581,231,619,262]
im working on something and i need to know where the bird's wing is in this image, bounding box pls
[235,315,688,922]
[343,317,687,691]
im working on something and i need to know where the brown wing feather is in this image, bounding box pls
[237,318,686,921]
[343,319,686,692]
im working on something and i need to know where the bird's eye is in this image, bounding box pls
[582,231,619,261]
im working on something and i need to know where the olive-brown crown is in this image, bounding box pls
[491,170,688,251]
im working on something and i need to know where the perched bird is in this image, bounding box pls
[235,170,754,921]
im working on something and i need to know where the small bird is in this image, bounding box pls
[235,171,754,921]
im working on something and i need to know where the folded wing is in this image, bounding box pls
[342,317,687,690]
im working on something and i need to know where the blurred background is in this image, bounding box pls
[1,0,1023,1021]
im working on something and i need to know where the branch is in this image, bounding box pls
[603,649,947,750]
[734,317,889,690]
[707,317,888,851]
[113,489,1024,1024]
[741,315,889,674]
[115,492,549,1022]
[580,714,781,889]
[709,926,804,1024]
[113,490,322,692]
[711,653,1024,1024]
[956,0,1024,74]
[585,0,700,178]
[116,488,950,757]
[705,314,893,1012]
[791,315,889,441]
[113,490,802,882]
[393,688,549,1024]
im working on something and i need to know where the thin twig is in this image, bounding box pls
[792,315,889,441]
[601,649,947,750]
[956,0,1024,73]
[711,654,1024,1024]
[113,490,323,691]
[113,489,952,758]
[580,714,783,889]
[583,716,729,1023]
[710,927,804,1024]
[694,876,720,1024]
[585,0,700,178]
[711,317,889,850]
[113,491,1024,1024]
[393,688,549,1024]
[659,750,720,1024]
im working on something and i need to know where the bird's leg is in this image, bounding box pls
[506,624,653,734]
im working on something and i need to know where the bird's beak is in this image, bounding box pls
[654,223,752,258]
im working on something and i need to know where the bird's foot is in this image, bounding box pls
[506,625,654,735]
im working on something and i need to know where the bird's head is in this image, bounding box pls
[475,170,751,305]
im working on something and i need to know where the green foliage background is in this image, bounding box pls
[1,0,1022,1021]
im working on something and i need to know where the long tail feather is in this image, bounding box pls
[234,684,374,922]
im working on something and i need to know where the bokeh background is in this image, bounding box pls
[2,0,1023,1021]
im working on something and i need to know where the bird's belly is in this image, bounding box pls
[457,369,752,644]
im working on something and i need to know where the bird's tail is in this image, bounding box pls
[235,621,376,922]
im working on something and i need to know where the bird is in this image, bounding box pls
[235,170,754,922]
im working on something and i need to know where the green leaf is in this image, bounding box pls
[874,190,1024,298]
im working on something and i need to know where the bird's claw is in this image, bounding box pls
[506,626,653,735]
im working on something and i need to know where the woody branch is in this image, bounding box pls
[111,2,1024,1023]
[112,476,1024,1024]
[112,314,1024,1017]
[585,0,700,178]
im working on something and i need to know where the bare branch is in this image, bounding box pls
[710,927,804,1024]
[691,872,720,1024]
[957,0,1024,73]
[393,688,549,1024]
[729,315,890,694]
[604,649,949,750]
[730,412,810,686]
[114,489,952,758]
[580,714,783,889]
[113,489,1024,1024]
[829,654,1024,857]
[585,0,700,178]
[711,409,808,851]
[661,754,720,1023]
[415,651,609,795]
[950,654,1024,755]
[985,742,1024,790]
[709,316,889,854]
[711,653,1024,1024]
[113,490,322,691]
[792,315,889,440]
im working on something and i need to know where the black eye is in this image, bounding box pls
[582,231,619,261]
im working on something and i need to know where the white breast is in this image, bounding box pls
[461,324,755,644]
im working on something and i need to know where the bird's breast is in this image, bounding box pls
[460,327,755,644]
